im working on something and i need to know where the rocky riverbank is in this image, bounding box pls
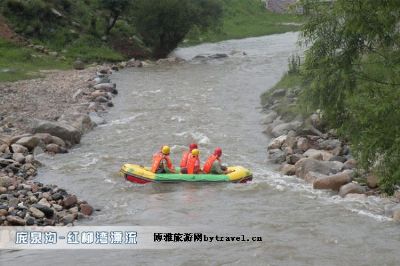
[261,77,400,222]
[0,58,145,226]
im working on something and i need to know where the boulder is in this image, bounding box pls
[318,139,341,150]
[90,90,108,98]
[313,170,353,191]
[271,121,302,137]
[0,144,9,153]
[329,156,347,163]
[268,149,286,164]
[0,176,13,188]
[280,163,296,176]
[10,144,28,154]
[344,159,357,170]
[297,137,309,152]
[59,113,95,134]
[12,153,25,164]
[303,149,333,161]
[89,112,106,126]
[34,133,53,144]
[271,89,286,98]
[16,136,40,150]
[268,135,287,150]
[262,111,278,124]
[287,154,303,165]
[295,158,344,179]
[366,174,378,189]
[73,59,85,70]
[95,96,108,103]
[94,83,117,93]
[32,119,81,145]
[338,183,366,197]
[46,144,61,154]
[304,171,327,184]
[50,136,66,147]
[9,134,31,145]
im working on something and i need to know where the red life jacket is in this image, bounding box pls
[180,151,190,168]
[203,154,219,174]
[151,152,174,173]
[187,154,200,174]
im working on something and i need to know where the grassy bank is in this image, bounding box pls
[260,72,303,121]
[185,0,303,45]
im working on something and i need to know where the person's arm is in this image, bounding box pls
[211,161,225,174]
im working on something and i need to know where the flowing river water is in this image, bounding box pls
[2,32,400,265]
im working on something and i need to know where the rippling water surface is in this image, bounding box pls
[2,32,400,265]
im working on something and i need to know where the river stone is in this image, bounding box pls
[0,186,7,194]
[313,170,353,191]
[268,149,286,164]
[280,163,296,176]
[33,133,53,144]
[11,144,28,154]
[38,198,51,207]
[32,204,54,218]
[46,143,61,154]
[51,192,63,201]
[0,176,13,188]
[62,214,76,225]
[0,143,9,153]
[94,83,116,92]
[79,203,93,216]
[268,135,287,150]
[367,174,378,188]
[32,119,81,145]
[89,112,106,126]
[339,183,366,197]
[318,139,342,150]
[303,149,333,161]
[295,158,344,179]
[73,59,85,70]
[344,159,357,170]
[262,111,278,124]
[0,209,8,216]
[7,215,25,225]
[12,153,25,164]
[304,171,327,184]
[271,121,302,137]
[329,156,347,163]
[29,207,45,218]
[16,136,40,150]
[26,216,35,225]
[63,195,77,208]
[52,204,63,211]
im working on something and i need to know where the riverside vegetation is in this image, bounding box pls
[0,0,302,82]
[261,0,400,220]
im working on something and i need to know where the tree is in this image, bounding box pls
[99,0,132,35]
[299,0,400,194]
[132,0,222,58]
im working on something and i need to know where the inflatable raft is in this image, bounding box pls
[120,164,252,184]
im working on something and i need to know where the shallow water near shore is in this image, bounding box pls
[2,32,400,265]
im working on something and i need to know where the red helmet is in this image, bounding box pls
[214,147,222,157]
[189,143,198,151]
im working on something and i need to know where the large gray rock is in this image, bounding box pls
[93,83,117,94]
[304,171,327,184]
[16,136,40,150]
[58,113,95,134]
[32,119,81,144]
[268,149,286,164]
[318,139,341,150]
[12,153,25,164]
[338,183,366,197]
[262,111,278,124]
[303,149,333,161]
[280,163,296,175]
[271,121,302,137]
[268,135,287,150]
[89,112,106,126]
[296,137,309,151]
[295,158,344,179]
[11,144,28,154]
[313,170,353,191]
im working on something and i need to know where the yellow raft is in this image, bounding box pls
[120,164,253,184]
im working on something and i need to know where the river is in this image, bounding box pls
[1,32,400,265]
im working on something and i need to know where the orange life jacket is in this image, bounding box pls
[180,151,190,168]
[203,154,219,174]
[151,152,174,173]
[187,154,200,174]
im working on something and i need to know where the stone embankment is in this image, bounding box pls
[262,84,400,221]
[0,58,144,226]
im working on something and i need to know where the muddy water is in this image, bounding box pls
[2,32,400,265]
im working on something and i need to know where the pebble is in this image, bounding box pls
[29,206,45,218]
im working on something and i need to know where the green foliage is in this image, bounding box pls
[132,0,223,58]
[185,0,304,44]
[300,0,400,194]
[288,54,301,74]
[0,38,68,82]
[98,0,132,35]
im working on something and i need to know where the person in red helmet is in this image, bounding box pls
[180,143,198,174]
[203,147,230,174]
